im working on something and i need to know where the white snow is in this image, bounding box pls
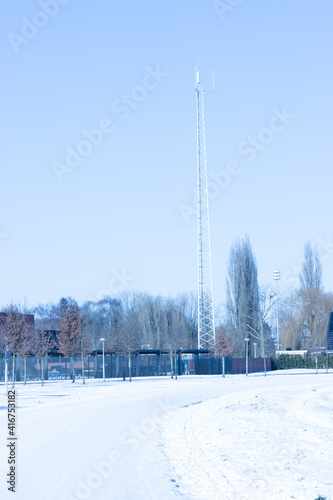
[161,371,333,500]
[0,370,332,499]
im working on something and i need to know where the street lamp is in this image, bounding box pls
[245,338,250,376]
[5,346,8,393]
[100,338,106,382]
[253,342,257,359]
[273,270,281,352]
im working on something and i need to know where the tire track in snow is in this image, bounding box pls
[161,381,333,500]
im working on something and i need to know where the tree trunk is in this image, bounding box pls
[71,357,75,382]
[12,354,15,389]
[222,356,225,378]
[5,354,8,393]
[123,355,126,380]
[260,319,265,358]
[82,352,85,384]
[175,354,178,380]
[24,356,27,385]
[129,353,132,382]
[262,331,267,376]
[170,350,174,379]
[41,357,44,386]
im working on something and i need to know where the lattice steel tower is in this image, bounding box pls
[196,68,215,350]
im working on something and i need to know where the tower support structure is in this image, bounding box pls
[196,69,215,350]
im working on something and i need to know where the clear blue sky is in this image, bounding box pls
[0,0,332,309]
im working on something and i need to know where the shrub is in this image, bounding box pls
[272,353,333,370]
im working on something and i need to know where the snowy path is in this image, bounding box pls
[1,371,332,500]
[0,376,233,500]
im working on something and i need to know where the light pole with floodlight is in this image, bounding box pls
[100,338,106,381]
[245,338,250,376]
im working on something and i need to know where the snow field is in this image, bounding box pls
[161,371,333,500]
[1,371,332,499]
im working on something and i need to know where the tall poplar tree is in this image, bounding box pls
[225,236,260,356]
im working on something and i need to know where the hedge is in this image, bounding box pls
[272,353,333,370]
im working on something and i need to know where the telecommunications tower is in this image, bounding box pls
[195,68,215,350]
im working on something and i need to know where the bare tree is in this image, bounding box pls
[280,288,333,350]
[242,287,275,375]
[58,304,87,383]
[212,326,233,377]
[0,306,27,388]
[298,242,323,347]
[225,236,260,356]
[115,309,141,382]
[34,328,56,386]
[17,325,33,385]
[14,305,34,385]
[31,296,77,331]
[280,242,328,350]
[161,299,188,379]
[109,291,142,381]
[300,241,322,290]
[177,292,198,349]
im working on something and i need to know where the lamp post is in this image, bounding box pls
[274,342,278,356]
[273,270,280,352]
[100,338,106,382]
[5,346,8,394]
[253,342,257,359]
[245,338,250,376]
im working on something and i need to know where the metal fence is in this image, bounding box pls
[0,353,271,381]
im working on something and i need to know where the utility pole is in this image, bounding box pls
[196,68,215,350]
[273,270,280,352]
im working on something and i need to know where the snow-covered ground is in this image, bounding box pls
[162,371,333,499]
[0,370,332,499]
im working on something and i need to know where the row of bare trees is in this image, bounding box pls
[0,292,200,385]
[57,293,198,383]
[2,238,331,386]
